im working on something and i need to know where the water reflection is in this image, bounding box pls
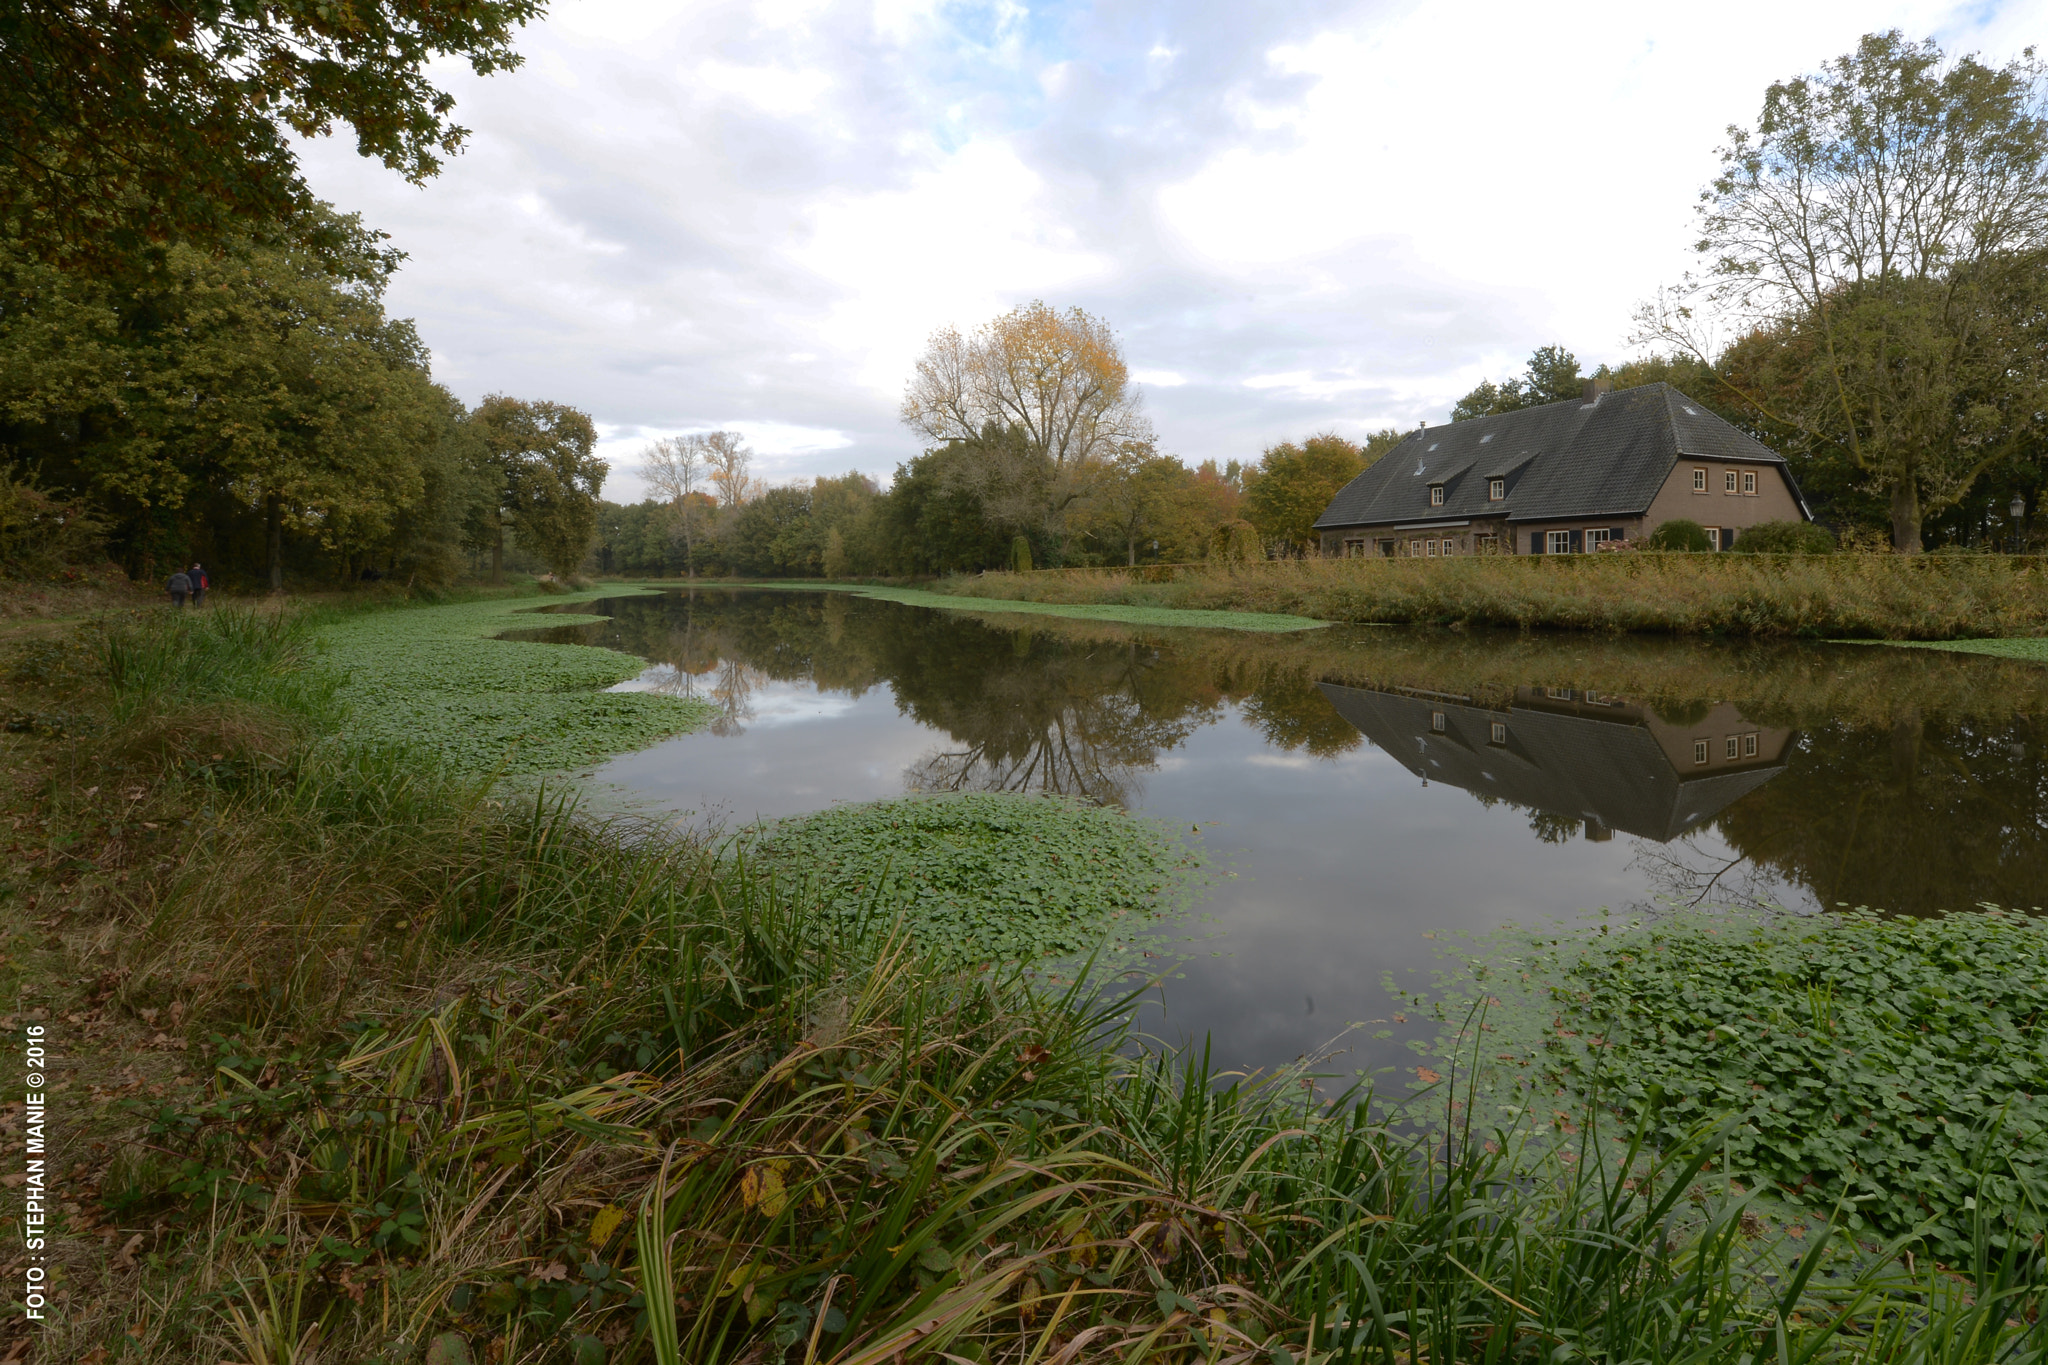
[510,588,2048,1071]
[1318,684,1793,843]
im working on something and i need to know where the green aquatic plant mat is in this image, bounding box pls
[1875,636,2048,663]
[1453,908,2048,1260]
[748,791,1202,964]
[315,590,715,774]
[640,580,1331,633]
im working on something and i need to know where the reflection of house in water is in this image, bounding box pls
[1318,683,1794,841]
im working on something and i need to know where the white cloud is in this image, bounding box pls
[297,0,2046,488]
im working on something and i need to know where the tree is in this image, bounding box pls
[0,1,541,267]
[471,396,604,580]
[1078,444,1190,566]
[640,435,707,576]
[1241,434,1366,555]
[699,431,758,508]
[901,301,1151,557]
[1642,32,2048,551]
[0,205,450,588]
[1450,346,1585,420]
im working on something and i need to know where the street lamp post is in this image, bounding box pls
[2013,494,2029,554]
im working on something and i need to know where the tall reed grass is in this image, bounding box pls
[940,554,2048,638]
[8,607,2044,1362]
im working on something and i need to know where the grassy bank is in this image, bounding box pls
[3,606,2045,1361]
[623,580,1330,634]
[934,555,2048,638]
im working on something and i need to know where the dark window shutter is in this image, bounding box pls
[1530,532,1542,554]
[1570,529,1583,552]
[1612,527,1625,541]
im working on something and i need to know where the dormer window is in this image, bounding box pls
[1487,478,1504,501]
[1429,484,1445,506]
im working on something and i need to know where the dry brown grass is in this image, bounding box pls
[940,553,2048,638]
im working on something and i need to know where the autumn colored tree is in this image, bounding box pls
[1241,434,1367,555]
[1642,32,2048,551]
[901,301,1151,557]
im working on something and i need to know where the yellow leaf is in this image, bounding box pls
[589,1204,624,1249]
[741,1161,788,1218]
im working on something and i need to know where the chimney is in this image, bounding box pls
[1582,377,1613,403]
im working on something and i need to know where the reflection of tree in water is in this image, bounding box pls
[1625,834,1809,913]
[1710,713,2048,916]
[901,641,1222,807]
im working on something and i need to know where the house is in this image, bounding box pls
[1312,380,1811,556]
[1316,682,1793,842]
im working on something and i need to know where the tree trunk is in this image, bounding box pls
[1890,481,1922,554]
[265,494,284,593]
[492,519,504,584]
[1127,537,1136,567]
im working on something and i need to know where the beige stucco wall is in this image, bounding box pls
[1641,461,1804,544]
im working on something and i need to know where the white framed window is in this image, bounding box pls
[1742,470,1757,495]
[1441,538,1457,556]
[1408,539,1423,557]
[1706,526,1722,551]
[1431,711,1446,732]
[1724,470,1739,493]
[1490,721,1507,744]
[1547,530,1572,554]
[1426,539,1438,557]
[1693,739,1710,765]
[1692,468,1707,492]
[1429,484,1446,506]
[1488,478,1505,500]
[1474,533,1499,553]
[1585,528,1612,549]
[1725,736,1740,760]
[1743,733,1758,757]
[1546,687,1573,700]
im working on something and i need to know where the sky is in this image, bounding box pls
[299,0,2046,503]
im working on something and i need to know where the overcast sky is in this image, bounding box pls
[300,0,2045,502]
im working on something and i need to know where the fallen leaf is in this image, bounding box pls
[116,1233,144,1267]
[1415,1068,1443,1085]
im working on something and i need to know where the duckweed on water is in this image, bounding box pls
[1456,908,2048,1260]
[750,791,1200,964]
[315,591,716,774]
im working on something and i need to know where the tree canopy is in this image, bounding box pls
[0,0,543,265]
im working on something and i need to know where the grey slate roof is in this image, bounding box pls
[1314,383,1798,531]
[1316,683,1786,842]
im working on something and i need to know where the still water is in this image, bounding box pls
[513,588,2048,1078]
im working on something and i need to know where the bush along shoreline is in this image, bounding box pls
[934,553,2048,639]
[2,603,2046,1361]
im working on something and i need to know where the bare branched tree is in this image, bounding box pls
[700,431,757,509]
[639,436,706,576]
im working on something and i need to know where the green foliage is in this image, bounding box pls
[0,0,542,267]
[1009,534,1032,573]
[0,465,103,575]
[774,582,1328,633]
[314,589,713,773]
[1729,519,1837,553]
[750,792,1197,964]
[1468,909,2048,1259]
[1648,518,1714,551]
[1210,518,1262,562]
[1452,345,1586,420]
[472,396,606,580]
[1241,434,1364,554]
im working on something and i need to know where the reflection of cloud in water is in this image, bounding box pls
[1242,753,1318,770]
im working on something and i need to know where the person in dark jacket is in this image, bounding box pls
[167,570,190,607]
[189,563,209,606]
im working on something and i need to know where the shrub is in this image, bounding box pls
[1009,533,1033,573]
[1647,518,1713,551]
[1730,520,1837,553]
[1211,519,1261,561]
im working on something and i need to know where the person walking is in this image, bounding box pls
[167,568,191,608]
[189,563,209,607]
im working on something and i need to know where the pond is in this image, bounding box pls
[512,587,2048,1081]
